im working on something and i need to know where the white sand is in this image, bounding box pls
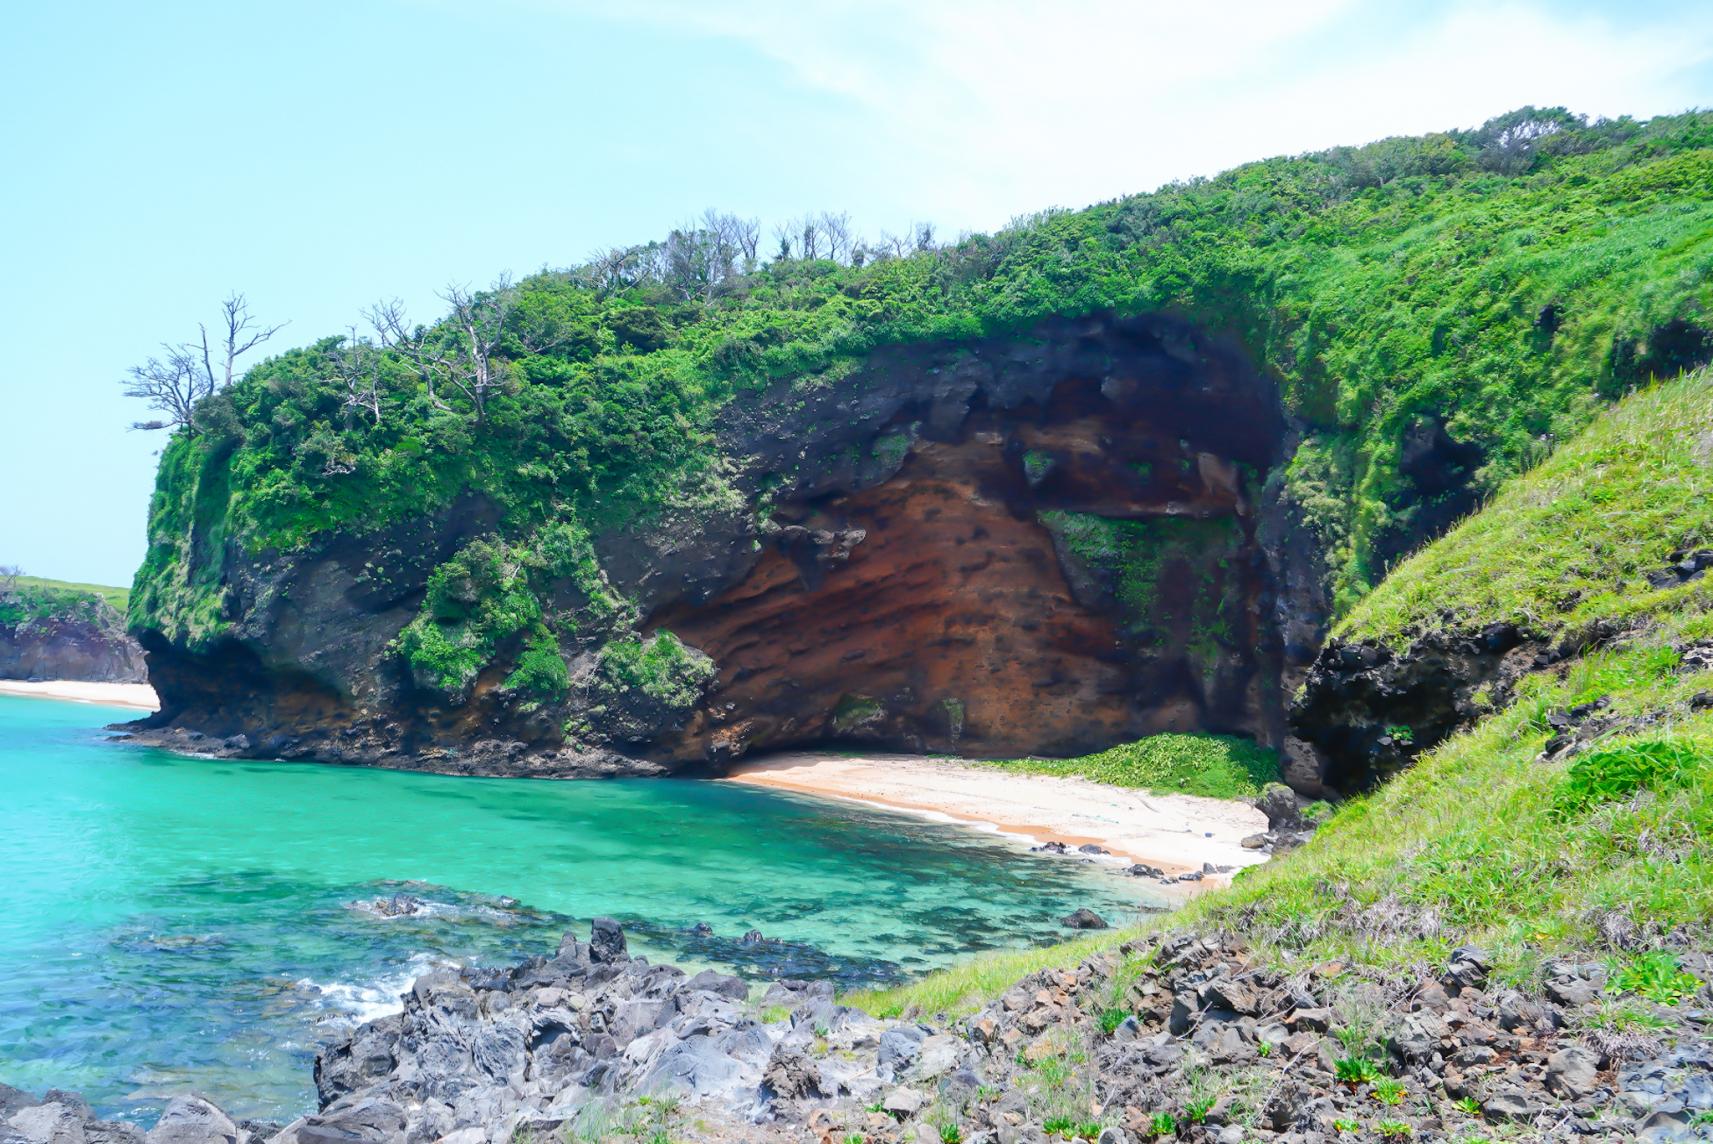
[725,752,1269,892]
[0,679,160,710]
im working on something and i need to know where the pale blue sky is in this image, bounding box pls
[4,0,1711,586]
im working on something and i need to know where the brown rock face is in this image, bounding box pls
[131,313,1325,779]
[650,338,1295,764]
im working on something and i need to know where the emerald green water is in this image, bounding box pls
[0,695,1141,1122]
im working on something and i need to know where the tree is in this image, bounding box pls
[438,274,516,418]
[122,293,285,431]
[0,565,20,598]
[327,326,386,425]
[1473,106,1585,174]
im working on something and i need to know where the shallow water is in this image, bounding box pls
[0,695,1141,1122]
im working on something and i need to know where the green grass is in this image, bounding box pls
[12,575,129,612]
[1338,369,1713,648]
[1,575,130,631]
[850,377,1713,1016]
[843,927,1134,1019]
[982,732,1280,801]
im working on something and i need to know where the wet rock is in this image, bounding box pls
[1060,908,1109,930]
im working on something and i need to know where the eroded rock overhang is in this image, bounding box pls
[618,314,1324,765]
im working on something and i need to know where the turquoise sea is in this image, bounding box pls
[0,694,1140,1122]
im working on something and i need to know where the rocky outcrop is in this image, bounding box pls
[0,593,145,683]
[32,920,1707,1143]
[1289,546,1713,792]
[1288,621,1538,792]
[131,314,1328,775]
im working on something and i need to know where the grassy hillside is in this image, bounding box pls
[1,575,129,627]
[855,372,1713,1016]
[135,109,1713,672]
[12,576,129,612]
[1336,370,1713,649]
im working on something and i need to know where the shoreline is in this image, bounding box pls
[724,751,1269,894]
[0,679,160,710]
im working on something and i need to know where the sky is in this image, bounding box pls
[2,1,1710,587]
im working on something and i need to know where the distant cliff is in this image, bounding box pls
[126,108,1713,786]
[0,577,146,683]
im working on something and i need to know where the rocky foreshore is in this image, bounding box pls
[7,919,1709,1144]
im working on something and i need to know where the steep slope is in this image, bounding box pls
[0,576,146,683]
[1293,369,1713,790]
[127,109,1713,774]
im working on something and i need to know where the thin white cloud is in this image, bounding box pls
[579,0,1713,229]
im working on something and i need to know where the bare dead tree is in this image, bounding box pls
[123,345,210,430]
[0,565,20,597]
[121,293,285,431]
[365,298,453,404]
[201,294,287,389]
[438,274,516,418]
[582,247,637,297]
[328,326,385,425]
[364,298,412,349]
[818,211,854,263]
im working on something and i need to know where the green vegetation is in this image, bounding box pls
[135,109,1713,694]
[0,572,128,630]
[1610,951,1702,1005]
[1338,371,1713,648]
[844,928,1131,1018]
[1041,512,1244,656]
[1336,1056,1383,1085]
[10,575,128,612]
[984,732,1281,801]
[851,374,1713,1015]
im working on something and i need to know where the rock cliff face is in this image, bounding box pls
[132,314,1328,776]
[1,593,145,683]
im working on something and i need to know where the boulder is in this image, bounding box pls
[588,917,627,963]
[1060,908,1109,930]
[145,1096,239,1144]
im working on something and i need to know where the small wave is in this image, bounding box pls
[297,951,442,1026]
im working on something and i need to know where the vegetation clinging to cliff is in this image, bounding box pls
[134,108,1713,669]
[1335,369,1713,648]
[0,575,128,630]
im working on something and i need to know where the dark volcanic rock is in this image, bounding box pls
[1060,908,1109,930]
[0,593,145,684]
[1289,622,1542,791]
[25,920,1712,1143]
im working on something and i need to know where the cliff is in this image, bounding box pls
[0,577,146,684]
[126,108,1713,785]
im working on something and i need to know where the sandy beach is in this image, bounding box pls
[0,680,160,710]
[725,752,1269,890]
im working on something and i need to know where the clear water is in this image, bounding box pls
[0,695,1142,1123]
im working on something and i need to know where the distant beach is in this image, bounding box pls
[0,680,159,710]
[725,751,1269,892]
